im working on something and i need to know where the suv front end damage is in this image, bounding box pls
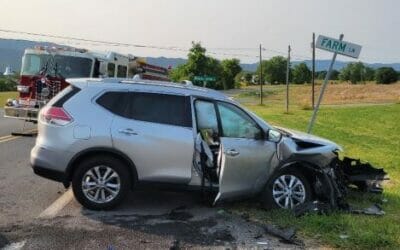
[275,128,388,212]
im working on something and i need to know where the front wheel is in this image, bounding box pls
[261,168,312,210]
[72,156,130,210]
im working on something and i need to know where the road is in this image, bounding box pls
[0,110,301,249]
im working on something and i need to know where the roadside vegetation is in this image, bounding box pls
[225,85,400,249]
[0,91,17,106]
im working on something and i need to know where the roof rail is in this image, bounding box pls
[84,77,210,93]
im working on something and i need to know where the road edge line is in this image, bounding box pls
[37,189,74,219]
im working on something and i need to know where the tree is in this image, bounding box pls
[316,71,327,80]
[257,56,287,84]
[292,63,311,84]
[244,72,252,83]
[169,64,187,82]
[375,67,398,84]
[330,70,340,80]
[339,62,366,84]
[364,66,375,81]
[221,59,242,89]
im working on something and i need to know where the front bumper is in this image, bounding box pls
[4,106,38,121]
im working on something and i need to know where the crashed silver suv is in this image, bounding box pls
[31,78,386,210]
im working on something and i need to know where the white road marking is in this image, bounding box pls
[0,136,20,144]
[38,189,74,219]
[2,240,26,250]
[0,129,37,144]
[0,134,13,140]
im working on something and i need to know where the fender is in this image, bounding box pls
[65,147,138,188]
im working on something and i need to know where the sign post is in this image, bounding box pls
[307,34,362,133]
[194,76,216,87]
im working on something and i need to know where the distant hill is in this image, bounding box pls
[1,38,399,73]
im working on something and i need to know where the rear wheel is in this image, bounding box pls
[261,168,312,210]
[72,156,130,210]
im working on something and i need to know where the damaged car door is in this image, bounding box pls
[213,102,276,202]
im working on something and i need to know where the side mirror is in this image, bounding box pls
[267,129,282,142]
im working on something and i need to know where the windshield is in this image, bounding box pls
[21,54,93,78]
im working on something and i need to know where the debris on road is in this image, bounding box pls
[294,200,332,217]
[264,224,302,245]
[350,204,385,216]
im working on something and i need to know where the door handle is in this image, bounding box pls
[226,148,240,157]
[118,128,138,135]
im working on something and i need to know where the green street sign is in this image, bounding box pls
[194,76,216,81]
[316,35,362,58]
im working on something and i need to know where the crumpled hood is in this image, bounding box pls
[276,127,343,152]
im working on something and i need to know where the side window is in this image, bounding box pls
[96,91,129,117]
[195,100,219,134]
[117,65,127,78]
[126,92,192,127]
[217,102,262,139]
[107,63,115,77]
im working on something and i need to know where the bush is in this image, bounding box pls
[0,78,17,91]
[375,67,398,84]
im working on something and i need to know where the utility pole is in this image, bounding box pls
[259,44,263,105]
[312,32,316,109]
[286,45,291,113]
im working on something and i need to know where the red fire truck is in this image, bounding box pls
[4,46,170,121]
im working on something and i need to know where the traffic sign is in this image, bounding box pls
[194,76,216,81]
[316,35,362,58]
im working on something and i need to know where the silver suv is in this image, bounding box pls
[31,78,385,210]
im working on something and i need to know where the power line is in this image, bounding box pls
[0,27,312,61]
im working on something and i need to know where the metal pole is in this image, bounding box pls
[307,34,344,134]
[259,44,263,105]
[312,32,316,109]
[286,45,291,113]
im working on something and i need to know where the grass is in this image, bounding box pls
[224,84,400,249]
[0,91,17,106]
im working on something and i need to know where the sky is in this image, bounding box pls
[0,0,399,63]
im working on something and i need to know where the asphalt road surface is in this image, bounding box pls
[0,110,302,249]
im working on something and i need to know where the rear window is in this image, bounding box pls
[126,92,192,127]
[96,91,129,117]
[96,91,192,127]
[51,85,81,107]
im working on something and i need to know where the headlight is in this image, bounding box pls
[17,85,30,93]
[41,87,50,97]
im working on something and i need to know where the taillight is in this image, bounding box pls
[40,107,73,126]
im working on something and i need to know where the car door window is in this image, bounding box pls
[217,102,262,139]
[195,100,219,145]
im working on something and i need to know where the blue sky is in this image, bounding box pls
[0,0,398,63]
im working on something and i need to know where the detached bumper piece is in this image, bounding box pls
[295,157,389,217]
[339,157,388,194]
[4,106,39,121]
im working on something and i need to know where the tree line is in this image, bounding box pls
[170,42,399,89]
[256,57,399,85]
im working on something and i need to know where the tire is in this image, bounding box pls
[260,168,312,210]
[72,156,130,210]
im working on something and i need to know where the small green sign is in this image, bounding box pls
[194,76,216,81]
[316,35,362,59]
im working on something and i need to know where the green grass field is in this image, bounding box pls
[227,86,400,249]
[0,92,17,106]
